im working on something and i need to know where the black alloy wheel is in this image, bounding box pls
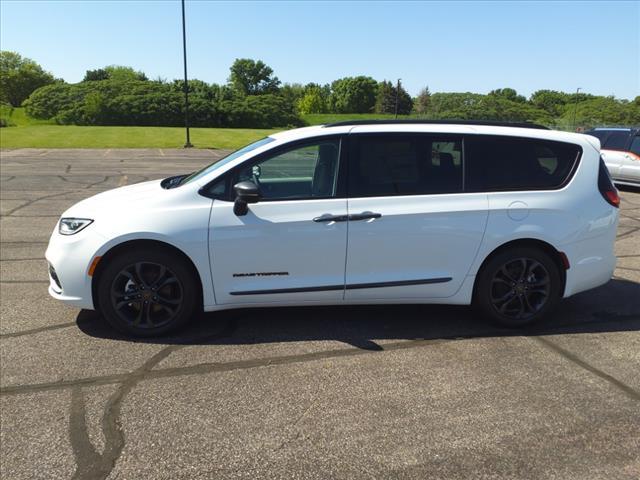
[474,246,562,327]
[110,262,183,330]
[97,247,199,336]
[489,257,551,321]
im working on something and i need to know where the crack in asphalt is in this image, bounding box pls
[0,257,44,262]
[0,336,448,397]
[619,213,640,222]
[616,227,640,239]
[57,175,109,187]
[0,280,49,284]
[65,321,238,480]
[0,241,48,245]
[616,266,640,272]
[70,388,106,480]
[0,321,79,339]
[4,310,640,398]
[1,176,110,217]
[533,336,640,402]
[84,176,111,189]
[69,347,179,480]
[1,214,60,218]
[274,382,320,452]
[3,190,77,216]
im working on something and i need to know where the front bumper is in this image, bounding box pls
[45,223,105,310]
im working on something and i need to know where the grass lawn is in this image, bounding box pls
[0,107,419,150]
[0,125,280,150]
[0,106,281,150]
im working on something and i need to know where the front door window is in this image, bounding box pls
[236,139,341,200]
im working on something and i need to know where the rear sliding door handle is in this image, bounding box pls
[313,214,348,223]
[348,212,382,221]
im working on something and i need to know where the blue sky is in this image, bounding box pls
[1,0,638,99]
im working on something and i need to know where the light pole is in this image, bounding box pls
[572,87,581,131]
[181,0,193,148]
[394,78,401,119]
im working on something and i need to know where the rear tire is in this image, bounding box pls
[97,246,199,337]
[473,246,562,328]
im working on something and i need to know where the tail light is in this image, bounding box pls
[598,158,620,208]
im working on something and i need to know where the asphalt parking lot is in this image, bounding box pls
[1,148,639,480]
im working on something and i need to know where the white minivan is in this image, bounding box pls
[584,127,640,187]
[46,121,619,336]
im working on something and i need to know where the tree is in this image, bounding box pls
[297,86,327,114]
[559,96,640,129]
[279,83,306,105]
[106,65,147,81]
[413,86,431,115]
[329,76,378,113]
[426,92,551,124]
[83,68,110,81]
[374,80,395,114]
[489,88,526,103]
[529,90,571,116]
[228,58,280,96]
[0,51,56,106]
[375,80,412,115]
[82,65,147,82]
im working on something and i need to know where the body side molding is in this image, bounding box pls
[229,277,452,296]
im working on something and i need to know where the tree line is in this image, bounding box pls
[1,51,639,129]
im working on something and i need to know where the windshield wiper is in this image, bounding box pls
[160,173,191,189]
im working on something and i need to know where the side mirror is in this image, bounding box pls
[233,181,260,216]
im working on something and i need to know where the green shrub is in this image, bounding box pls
[221,94,302,128]
[23,80,302,128]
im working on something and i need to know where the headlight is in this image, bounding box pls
[59,218,93,235]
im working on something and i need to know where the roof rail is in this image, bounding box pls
[322,119,550,130]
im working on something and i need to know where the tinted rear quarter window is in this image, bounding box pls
[465,136,581,191]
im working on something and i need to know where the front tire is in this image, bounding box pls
[96,247,199,337]
[474,246,562,328]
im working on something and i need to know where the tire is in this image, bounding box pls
[96,246,199,337]
[473,246,562,328]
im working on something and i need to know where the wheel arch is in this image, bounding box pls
[91,239,204,312]
[472,238,568,301]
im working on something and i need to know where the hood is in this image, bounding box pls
[62,179,163,218]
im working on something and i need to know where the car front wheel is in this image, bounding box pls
[96,247,199,336]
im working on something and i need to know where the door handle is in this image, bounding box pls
[348,212,382,221]
[313,214,348,223]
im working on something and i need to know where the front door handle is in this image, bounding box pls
[349,212,382,221]
[313,214,348,223]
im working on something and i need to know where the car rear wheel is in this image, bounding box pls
[97,247,199,336]
[474,246,562,328]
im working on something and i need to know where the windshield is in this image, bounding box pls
[180,137,275,185]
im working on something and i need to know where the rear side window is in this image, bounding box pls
[630,136,640,156]
[465,136,581,191]
[603,131,631,150]
[348,134,463,197]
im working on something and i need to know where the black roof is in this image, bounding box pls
[323,119,550,130]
